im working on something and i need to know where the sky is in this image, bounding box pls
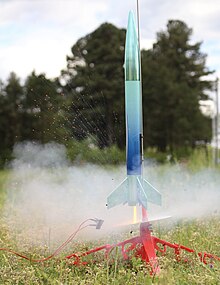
[0,0,220,83]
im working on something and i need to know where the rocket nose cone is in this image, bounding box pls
[128,11,135,27]
[127,11,136,38]
[125,11,140,81]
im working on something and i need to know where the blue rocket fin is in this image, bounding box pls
[107,178,128,209]
[137,178,162,207]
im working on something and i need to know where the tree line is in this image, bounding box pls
[0,19,213,165]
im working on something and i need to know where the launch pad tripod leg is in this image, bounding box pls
[139,222,160,274]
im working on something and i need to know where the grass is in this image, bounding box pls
[65,139,213,168]
[0,170,9,205]
[0,169,220,284]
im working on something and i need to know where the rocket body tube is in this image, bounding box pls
[107,11,161,209]
[125,79,142,175]
[125,11,142,176]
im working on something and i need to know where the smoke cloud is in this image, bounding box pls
[2,142,220,251]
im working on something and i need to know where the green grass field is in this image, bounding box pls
[0,170,220,285]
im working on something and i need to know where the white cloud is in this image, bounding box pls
[0,31,71,81]
[0,0,108,80]
[140,38,155,50]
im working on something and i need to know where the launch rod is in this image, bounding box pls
[136,0,143,138]
[136,0,142,81]
[136,0,148,222]
[136,0,144,165]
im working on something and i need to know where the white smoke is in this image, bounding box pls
[146,164,220,219]
[2,142,220,251]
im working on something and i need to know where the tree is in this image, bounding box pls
[3,72,23,147]
[0,73,24,165]
[62,23,126,148]
[142,20,213,153]
[0,79,11,164]
[23,71,69,144]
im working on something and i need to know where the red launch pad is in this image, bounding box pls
[1,215,219,275]
[66,216,220,275]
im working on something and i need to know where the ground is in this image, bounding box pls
[0,170,219,284]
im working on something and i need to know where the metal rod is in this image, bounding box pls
[136,0,141,50]
[215,77,219,165]
[136,0,147,222]
[136,0,142,82]
[136,0,144,161]
[212,110,216,165]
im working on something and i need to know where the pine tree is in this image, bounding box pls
[62,23,126,148]
[23,71,69,144]
[142,20,213,153]
[4,72,23,147]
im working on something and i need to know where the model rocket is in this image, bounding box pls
[107,11,161,210]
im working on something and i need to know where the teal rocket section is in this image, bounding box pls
[125,81,142,175]
[125,11,140,81]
